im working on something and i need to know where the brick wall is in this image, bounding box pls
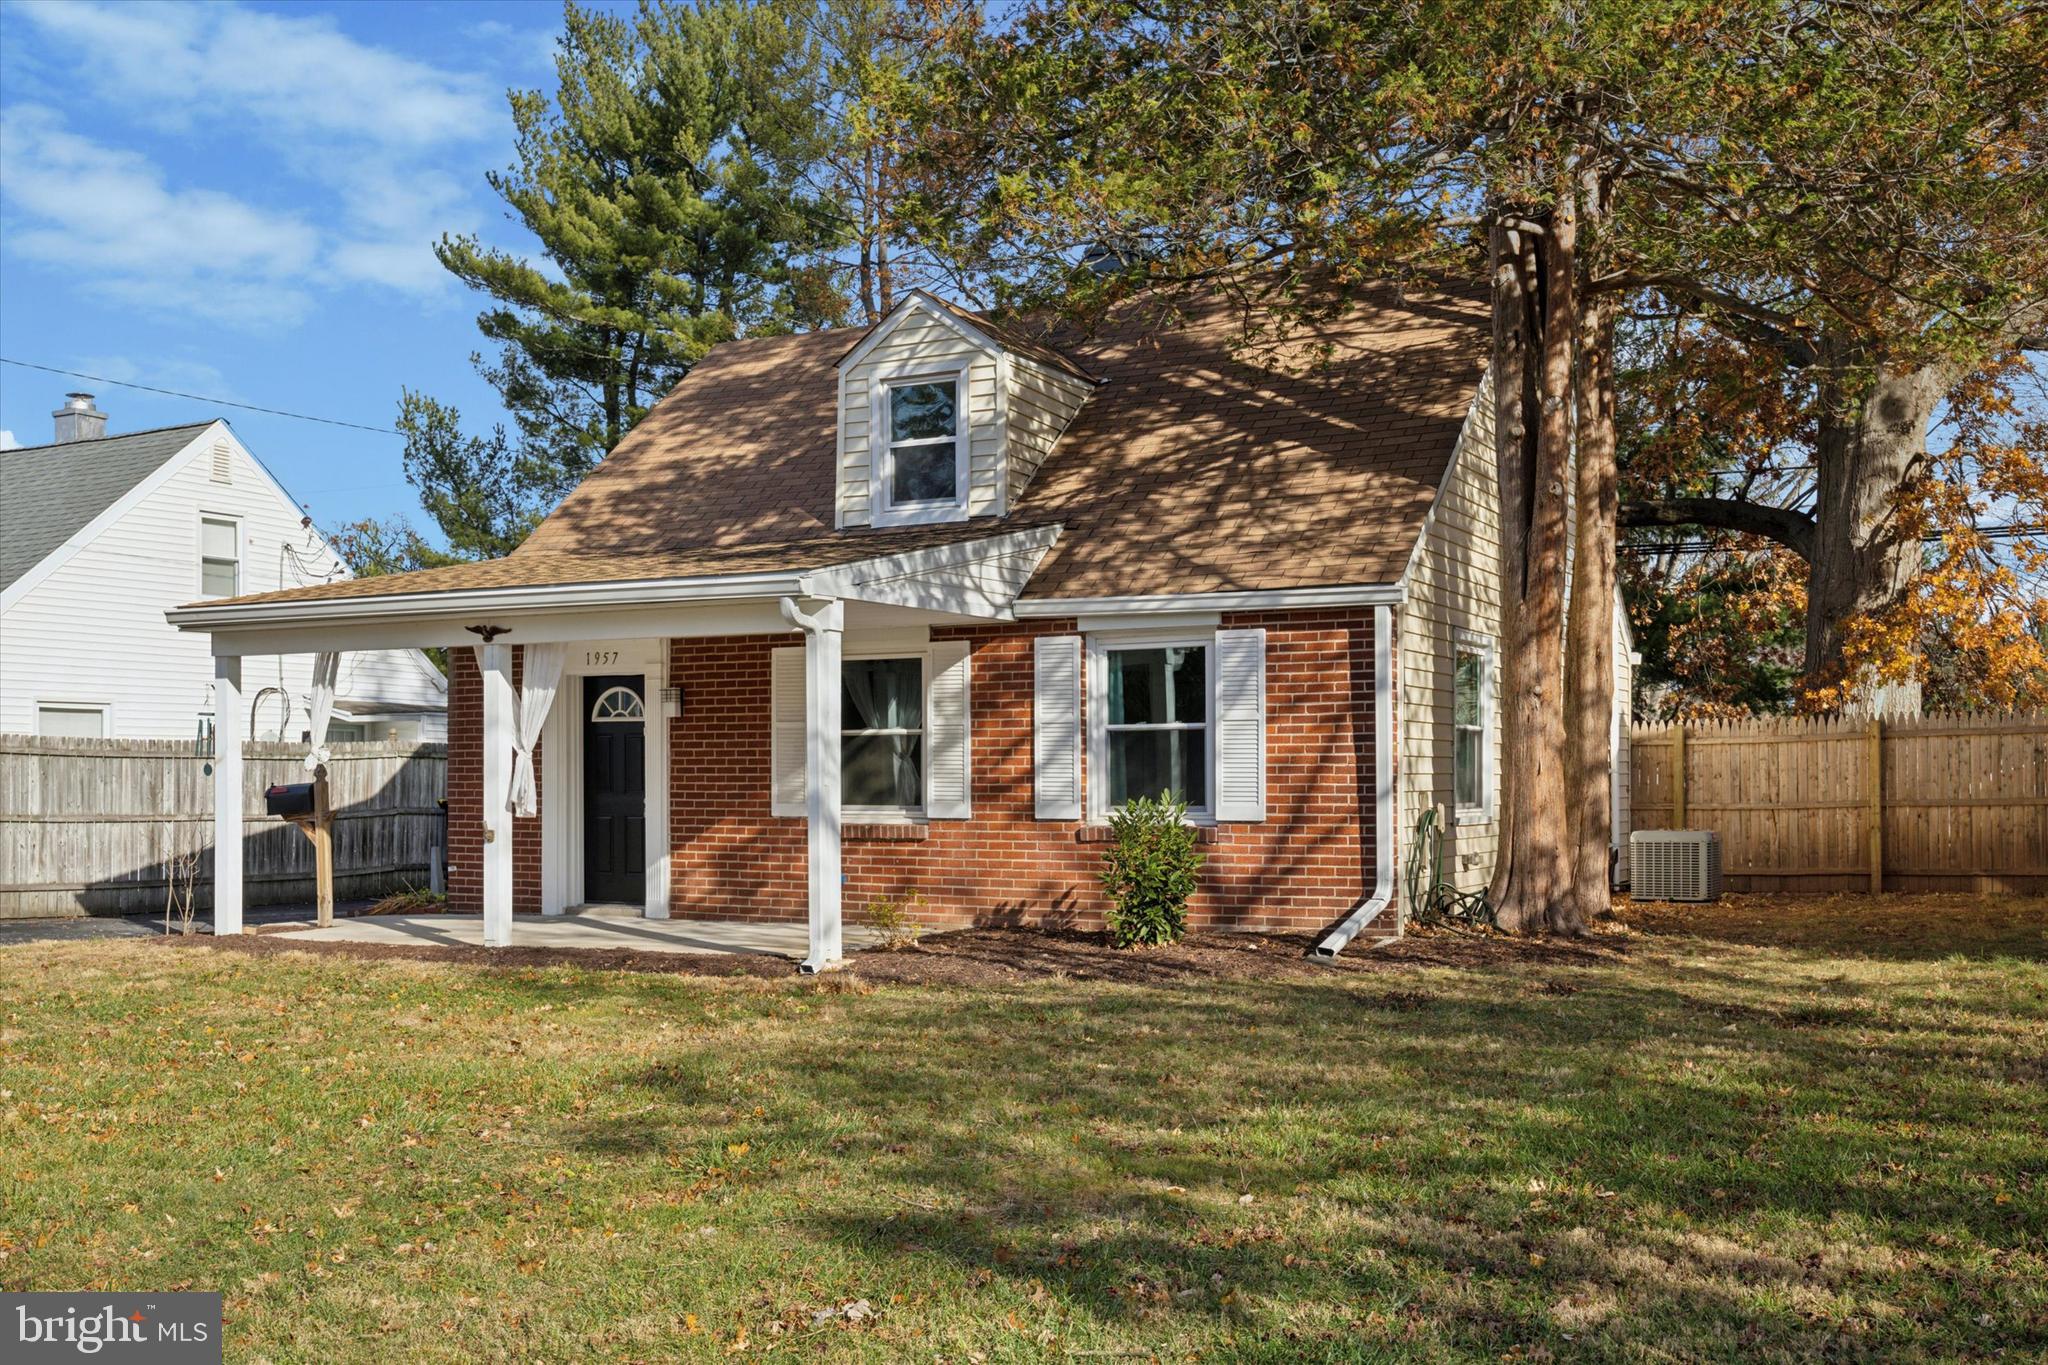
[444,609,1389,937]
[445,648,544,914]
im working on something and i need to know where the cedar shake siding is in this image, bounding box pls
[444,611,1390,937]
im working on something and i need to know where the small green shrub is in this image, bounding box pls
[860,890,927,951]
[1099,793,1204,947]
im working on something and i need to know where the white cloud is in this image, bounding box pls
[0,430,20,450]
[0,105,319,325]
[10,1,496,149]
[0,2,511,321]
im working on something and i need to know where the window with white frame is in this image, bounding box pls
[878,376,962,516]
[1453,635,1493,819]
[1100,643,1209,812]
[199,516,240,597]
[38,703,106,738]
[842,656,925,811]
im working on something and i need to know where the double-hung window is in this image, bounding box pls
[877,375,963,519]
[200,516,240,598]
[1453,633,1493,821]
[842,656,925,812]
[1102,643,1209,813]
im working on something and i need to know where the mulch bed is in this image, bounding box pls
[149,918,1628,987]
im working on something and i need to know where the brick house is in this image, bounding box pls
[171,286,1633,969]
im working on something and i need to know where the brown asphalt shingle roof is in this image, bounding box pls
[200,285,1487,610]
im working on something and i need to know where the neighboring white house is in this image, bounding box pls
[1,394,446,742]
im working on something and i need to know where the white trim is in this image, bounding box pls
[169,569,810,629]
[196,509,243,600]
[170,527,1066,638]
[1451,628,1496,826]
[1085,629,1216,823]
[34,699,111,738]
[540,639,669,919]
[1015,583,1402,618]
[841,646,928,818]
[837,291,998,375]
[1,421,226,613]
[869,364,972,527]
[1076,609,1219,635]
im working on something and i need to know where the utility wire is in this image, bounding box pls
[0,358,399,436]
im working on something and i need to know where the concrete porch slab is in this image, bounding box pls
[285,912,881,960]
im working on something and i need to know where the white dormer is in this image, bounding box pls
[836,292,1094,528]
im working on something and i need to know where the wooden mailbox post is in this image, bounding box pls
[281,767,337,927]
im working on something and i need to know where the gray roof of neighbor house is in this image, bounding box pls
[1,422,215,592]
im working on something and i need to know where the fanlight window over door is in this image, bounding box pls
[589,686,644,722]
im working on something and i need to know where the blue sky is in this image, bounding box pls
[0,0,627,538]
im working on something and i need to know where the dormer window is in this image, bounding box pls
[838,292,1094,529]
[875,371,967,523]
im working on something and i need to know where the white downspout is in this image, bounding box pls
[1316,603,1396,958]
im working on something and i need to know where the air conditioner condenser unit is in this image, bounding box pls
[1630,830,1723,902]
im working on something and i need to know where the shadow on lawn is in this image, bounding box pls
[1622,894,2048,964]
[589,971,2042,1355]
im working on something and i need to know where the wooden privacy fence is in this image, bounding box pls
[1630,711,2048,893]
[0,736,447,918]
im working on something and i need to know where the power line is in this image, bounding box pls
[0,358,399,436]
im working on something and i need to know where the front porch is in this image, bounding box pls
[168,527,1062,974]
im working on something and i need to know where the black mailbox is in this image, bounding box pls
[265,783,316,818]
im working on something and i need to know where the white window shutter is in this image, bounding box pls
[1213,627,1267,822]
[770,647,806,817]
[1033,635,1083,819]
[925,640,972,818]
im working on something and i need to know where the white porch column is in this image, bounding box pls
[479,643,516,948]
[780,597,843,972]
[211,654,244,936]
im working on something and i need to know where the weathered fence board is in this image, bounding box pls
[1630,711,2048,893]
[0,736,446,918]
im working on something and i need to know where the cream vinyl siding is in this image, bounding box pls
[1399,378,1505,907]
[1397,375,1638,915]
[0,426,446,740]
[1005,360,1092,506]
[840,309,1004,525]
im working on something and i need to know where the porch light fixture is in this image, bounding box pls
[661,686,684,719]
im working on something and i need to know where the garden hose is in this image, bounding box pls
[1405,807,1496,927]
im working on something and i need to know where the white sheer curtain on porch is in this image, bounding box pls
[303,650,340,771]
[510,644,566,818]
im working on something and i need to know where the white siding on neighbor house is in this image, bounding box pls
[839,309,1004,524]
[1006,359,1092,506]
[0,425,447,741]
[1396,374,1637,915]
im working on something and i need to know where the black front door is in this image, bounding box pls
[583,674,646,904]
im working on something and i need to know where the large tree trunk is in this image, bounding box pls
[1806,352,1946,717]
[1566,291,1619,924]
[1491,191,1581,937]
[1483,221,1536,912]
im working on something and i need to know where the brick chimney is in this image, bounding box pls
[52,392,107,443]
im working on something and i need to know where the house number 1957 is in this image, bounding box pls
[585,650,619,667]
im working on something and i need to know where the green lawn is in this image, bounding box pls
[3,903,2044,1362]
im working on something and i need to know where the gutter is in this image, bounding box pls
[1316,602,1397,958]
